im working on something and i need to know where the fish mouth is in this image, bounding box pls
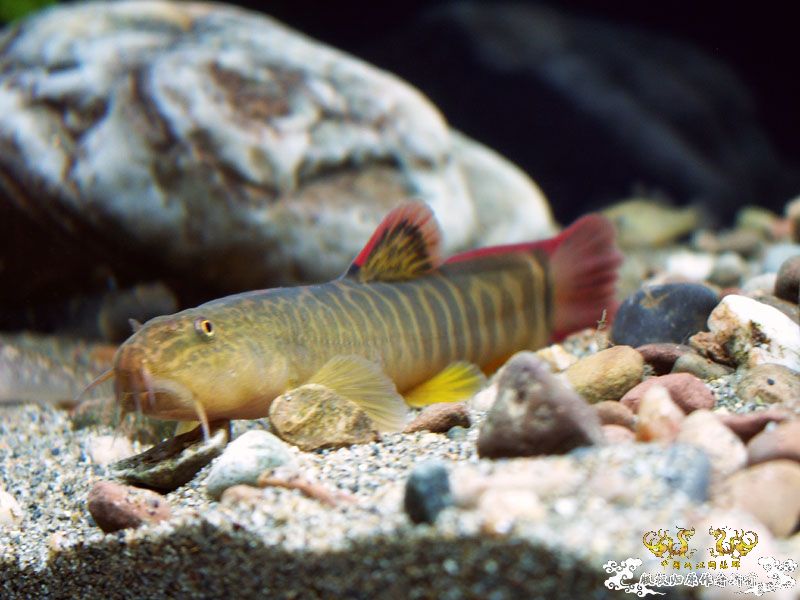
[114,346,194,419]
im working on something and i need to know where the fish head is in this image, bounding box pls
[113,307,289,422]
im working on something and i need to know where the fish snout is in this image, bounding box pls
[113,345,156,413]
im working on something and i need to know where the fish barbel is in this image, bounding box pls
[109,202,621,432]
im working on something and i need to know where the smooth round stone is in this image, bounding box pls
[718,409,791,442]
[635,385,684,443]
[788,196,800,243]
[747,420,800,466]
[621,373,715,414]
[564,345,644,404]
[775,255,800,303]
[206,430,295,500]
[404,403,471,434]
[741,272,777,295]
[593,401,635,429]
[736,364,800,408]
[671,353,733,380]
[718,460,800,538]
[404,461,452,524]
[611,283,719,347]
[87,481,171,533]
[676,410,747,482]
[602,424,635,444]
[709,251,746,287]
[0,488,23,528]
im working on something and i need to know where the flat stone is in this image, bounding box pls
[736,364,800,408]
[635,385,685,443]
[774,255,800,303]
[671,352,733,380]
[404,461,452,524]
[611,283,719,347]
[593,401,635,429]
[206,431,296,500]
[708,294,800,370]
[477,352,604,459]
[717,460,800,538]
[676,410,747,482]
[111,422,230,492]
[719,409,792,442]
[87,481,170,533]
[269,383,379,452]
[620,373,715,414]
[404,402,471,434]
[635,343,694,375]
[747,420,800,466]
[563,345,644,404]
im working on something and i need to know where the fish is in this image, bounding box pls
[105,202,622,434]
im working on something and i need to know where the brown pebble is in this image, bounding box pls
[635,343,694,375]
[602,424,635,444]
[404,402,471,434]
[719,409,792,442]
[671,352,733,380]
[563,345,644,404]
[620,373,715,414]
[775,255,800,304]
[87,481,170,533]
[635,385,684,443]
[477,352,604,459]
[593,401,635,429]
[747,419,800,466]
[676,410,747,482]
[717,460,800,538]
[737,364,800,408]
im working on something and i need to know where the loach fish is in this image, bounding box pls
[102,202,622,434]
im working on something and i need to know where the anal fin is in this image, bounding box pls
[404,362,486,408]
[308,355,408,432]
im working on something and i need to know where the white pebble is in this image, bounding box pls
[0,488,23,528]
[708,294,800,370]
[664,251,715,281]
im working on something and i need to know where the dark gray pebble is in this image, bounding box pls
[404,461,452,524]
[612,283,719,346]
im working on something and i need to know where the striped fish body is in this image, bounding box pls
[111,202,620,432]
[228,250,551,393]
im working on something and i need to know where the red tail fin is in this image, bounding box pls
[547,215,622,340]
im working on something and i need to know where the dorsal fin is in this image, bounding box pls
[344,202,443,283]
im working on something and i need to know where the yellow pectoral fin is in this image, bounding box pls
[404,362,486,408]
[308,355,408,432]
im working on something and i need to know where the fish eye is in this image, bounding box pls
[194,317,215,339]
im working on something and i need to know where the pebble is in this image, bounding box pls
[602,424,635,444]
[676,410,747,482]
[111,422,230,492]
[736,364,800,407]
[763,243,800,273]
[694,228,764,257]
[86,434,136,466]
[404,403,471,434]
[663,250,715,281]
[0,487,23,528]
[717,460,800,538]
[563,345,644,403]
[620,373,715,414]
[478,488,546,533]
[593,401,635,429]
[655,444,712,502]
[707,294,800,370]
[635,343,694,375]
[741,272,778,295]
[404,461,452,524]
[533,344,579,372]
[688,331,735,366]
[635,385,685,443]
[745,292,800,324]
[788,196,800,242]
[671,352,733,380]
[747,420,800,466]
[477,352,604,459]
[206,430,296,500]
[86,481,171,533]
[269,384,379,451]
[719,409,792,442]
[611,283,719,346]
[709,251,746,287]
[774,255,800,303]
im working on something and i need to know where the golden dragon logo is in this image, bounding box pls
[642,527,696,559]
[708,526,759,559]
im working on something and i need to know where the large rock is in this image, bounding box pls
[0,1,554,312]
